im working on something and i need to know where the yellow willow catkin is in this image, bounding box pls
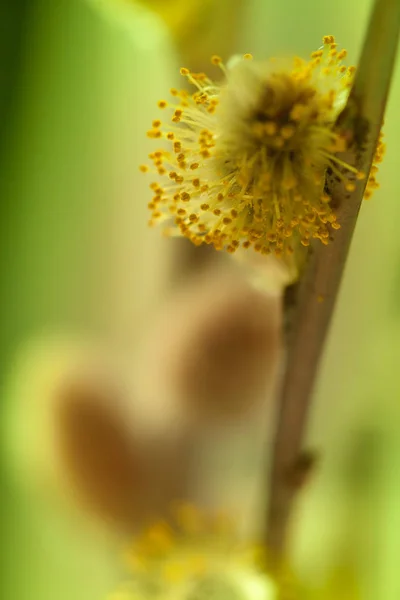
[141,35,385,273]
[111,503,281,600]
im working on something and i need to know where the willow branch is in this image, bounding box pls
[265,0,400,559]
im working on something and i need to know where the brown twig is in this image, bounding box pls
[265,0,400,559]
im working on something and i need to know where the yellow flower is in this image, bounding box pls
[117,504,279,600]
[110,504,364,600]
[142,36,384,276]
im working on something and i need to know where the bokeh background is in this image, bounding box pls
[1,0,400,599]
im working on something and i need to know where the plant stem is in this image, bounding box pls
[265,0,400,559]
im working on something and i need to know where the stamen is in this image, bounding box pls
[142,37,384,271]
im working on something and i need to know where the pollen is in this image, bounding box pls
[142,36,384,274]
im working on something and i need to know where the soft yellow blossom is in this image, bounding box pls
[110,503,363,599]
[118,504,279,600]
[142,36,384,277]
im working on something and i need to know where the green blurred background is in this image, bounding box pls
[1,0,399,598]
